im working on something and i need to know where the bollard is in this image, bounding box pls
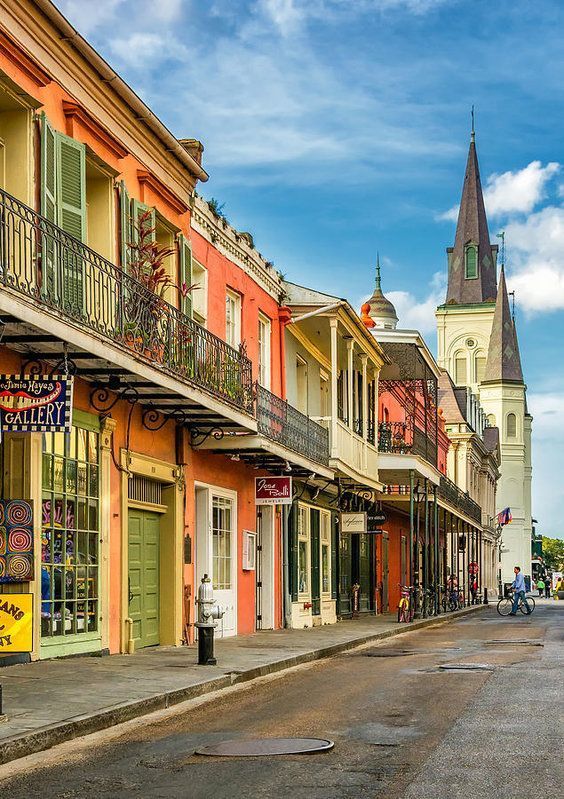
[483,587,489,605]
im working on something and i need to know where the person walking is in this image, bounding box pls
[509,566,525,616]
[536,577,545,597]
[545,576,551,599]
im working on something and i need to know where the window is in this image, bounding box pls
[475,354,486,384]
[454,353,467,385]
[507,413,517,438]
[225,289,241,348]
[296,355,308,415]
[177,233,192,316]
[191,259,208,326]
[465,244,478,279]
[41,423,100,638]
[320,510,331,595]
[298,504,310,595]
[212,495,233,590]
[258,313,271,389]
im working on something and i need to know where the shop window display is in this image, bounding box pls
[41,425,100,638]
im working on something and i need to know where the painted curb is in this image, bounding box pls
[0,604,486,765]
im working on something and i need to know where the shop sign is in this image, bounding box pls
[340,512,367,534]
[0,375,73,433]
[367,510,387,532]
[0,593,33,651]
[255,476,293,505]
[0,499,34,583]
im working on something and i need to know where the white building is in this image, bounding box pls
[436,131,533,585]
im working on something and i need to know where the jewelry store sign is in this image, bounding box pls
[340,512,367,534]
[0,593,33,651]
[0,375,73,434]
[255,477,293,505]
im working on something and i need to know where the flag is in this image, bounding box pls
[496,507,512,527]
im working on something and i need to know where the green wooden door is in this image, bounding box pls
[310,509,321,616]
[128,509,160,649]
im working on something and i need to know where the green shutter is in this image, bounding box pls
[131,199,155,245]
[331,513,338,601]
[119,180,131,271]
[56,132,86,313]
[178,234,193,319]
[40,114,57,302]
[465,245,478,279]
[289,503,298,602]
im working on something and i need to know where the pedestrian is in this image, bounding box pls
[545,576,551,599]
[509,566,525,616]
[536,577,545,597]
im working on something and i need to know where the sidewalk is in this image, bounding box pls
[0,605,485,764]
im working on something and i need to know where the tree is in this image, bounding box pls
[541,536,564,571]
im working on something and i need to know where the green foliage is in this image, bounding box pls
[541,536,564,570]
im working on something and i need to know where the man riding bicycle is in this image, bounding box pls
[509,565,525,616]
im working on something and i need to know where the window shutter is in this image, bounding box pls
[56,132,86,313]
[119,180,130,271]
[289,503,298,602]
[465,245,478,279]
[40,114,57,301]
[178,234,193,319]
[131,199,155,245]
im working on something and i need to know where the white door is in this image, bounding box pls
[195,486,237,638]
[256,506,275,629]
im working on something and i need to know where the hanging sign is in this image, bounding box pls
[340,512,367,534]
[0,500,34,583]
[367,510,387,531]
[255,476,293,505]
[0,593,33,651]
[0,375,73,433]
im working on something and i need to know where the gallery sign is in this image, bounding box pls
[0,593,33,651]
[367,510,387,531]
[0,375,73,434]
[340,512,367,534]
[255,476,293,505]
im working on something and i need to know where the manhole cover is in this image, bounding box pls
[195,738,334,757]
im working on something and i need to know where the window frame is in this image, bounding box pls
[258,312,272,389]
[297,503,310,598]
[506,412,517,439]
[465,243,478,279]
[320,509,332,597]
[225,288,242,349]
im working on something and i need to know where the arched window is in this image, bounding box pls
[465,244,478,279]
[475,352,486,384]
[486,414,496,428]
[506,413,517,438]
[454,352,467,385]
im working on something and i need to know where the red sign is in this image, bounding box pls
[255,476,293,505]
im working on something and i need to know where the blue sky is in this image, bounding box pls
[57,0,564,537]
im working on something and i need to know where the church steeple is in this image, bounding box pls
[361,254,398,330]
[446,129,498,305]
[482,266,524,384]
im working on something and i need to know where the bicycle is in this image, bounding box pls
[397,585,414,623]
[497,591,535,616]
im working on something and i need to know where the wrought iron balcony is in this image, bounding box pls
[438,475,482,525]
[256,385,330,466]
[378,421,437,466]
[0,189,254,414]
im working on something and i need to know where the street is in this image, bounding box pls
[1,601,561,799]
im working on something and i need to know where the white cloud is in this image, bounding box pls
[109,32,188,68]
[383,271,446,335]
[527,391,564,536]
[57,0,126,34]
[504,206,564,313]
[439,160,560,222]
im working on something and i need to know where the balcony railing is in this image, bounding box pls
[0,190,254,414]
[378,421,437,466]
[257,385,330,466]
[438,475,482,525]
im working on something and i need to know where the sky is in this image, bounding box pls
[56,0,564,537]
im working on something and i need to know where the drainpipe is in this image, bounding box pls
[282,503,292,628]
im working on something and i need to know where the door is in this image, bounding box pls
[211,493,237,637]
[310,509,321,616]
[382,532,389,612]
[358,534,372,612]
[338,533,352,616]
[255,507,275,630]
[128,509,160,649]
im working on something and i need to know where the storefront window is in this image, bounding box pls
[41,424,100,638]
[212,496,232,590]
[321,510,331,594]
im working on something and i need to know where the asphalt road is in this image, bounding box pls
[1,600,562,799]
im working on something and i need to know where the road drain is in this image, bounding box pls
[485,639,543,646]
[438,663,495,672]
[195,738,334,757]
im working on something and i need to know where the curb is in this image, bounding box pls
[0,604,486,765]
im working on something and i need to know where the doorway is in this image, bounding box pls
[382,532,389,612]
[128,509,160,649]
[256,506,275,630]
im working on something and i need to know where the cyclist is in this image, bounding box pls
[509,566,525,616]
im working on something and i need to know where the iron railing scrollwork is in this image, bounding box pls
[439,475,482,525]
[256,384,330,466]
[0,189,254,414]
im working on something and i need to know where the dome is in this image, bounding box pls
[365,256,398,330]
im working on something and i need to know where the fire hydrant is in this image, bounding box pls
[195,574,224,665]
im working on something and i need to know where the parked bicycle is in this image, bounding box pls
[397,585,414,623]
[497,591,535,616]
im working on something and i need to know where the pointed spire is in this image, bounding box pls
[445,130,498,305]
[375,252,382,291]
[482,266,524,384]
[365,255,398,330]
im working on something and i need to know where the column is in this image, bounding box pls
[330,317,339,459]
[346,337,354,430]
[373,367,379,448]
[409,470,414,591]
[100,417,117,653]
[361,354,368,472]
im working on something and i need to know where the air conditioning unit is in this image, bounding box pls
[242,530,256,571]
